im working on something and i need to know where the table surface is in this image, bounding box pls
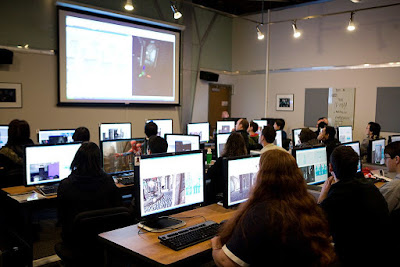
[99,204,236,266]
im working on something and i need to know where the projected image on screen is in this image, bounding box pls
[102,139,144,174]
[29,162,60,183]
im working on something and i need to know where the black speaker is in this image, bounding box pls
[200,71,219,82]
[0,49,13,64]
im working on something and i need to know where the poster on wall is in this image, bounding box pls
[0,83,22,108]
[327,88,355,127]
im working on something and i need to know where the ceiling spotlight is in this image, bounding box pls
[292,21,301,38]
[24,44,29,49]
[347,12,356,31]
[256,25,264,40]
[124,0,134,11]
[350,0,362,3]
[170,3,182,19]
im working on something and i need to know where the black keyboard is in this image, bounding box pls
[37,184,59,196]
[117,176,134,185]
[158,220,220,251]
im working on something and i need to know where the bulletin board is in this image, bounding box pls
[304,88,329,127]
[376,87,400,133]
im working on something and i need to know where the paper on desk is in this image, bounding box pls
[9,191,46,203]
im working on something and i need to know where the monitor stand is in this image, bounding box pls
[138,217,186,233]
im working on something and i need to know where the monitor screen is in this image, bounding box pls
[216,121,235,134]
[165,134,200,153]
[292,128,302,146]
[101,138,145,174]
[135,151,204,218]
[0,125,8,148]
[341,141,362,172]
[370,139,386,165]
[274,130,283,147]
[338,126,353,143]
[187,122,209,143]
[24,143,81,186]
[216,133,230,158]
[253,120,268,133]
[389,135,400,143]
[38,129,75,144]
[146,119,173,138]
[224,155,260,208]
[99,123,132,141]
[294,146,328,185]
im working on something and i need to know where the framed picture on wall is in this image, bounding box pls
[0,83,22,108]
[276,94,294,111]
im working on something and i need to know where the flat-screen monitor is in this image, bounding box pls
[368,138,386,165]
[187,122,209,143]
[38,129,75,144]
[24,143,81,186]
[101,138,145,174]
[216,133,231,158]
[341,141,362,172]
[0,125,8,148]
[223,118,243,124]
[262,118,276,127]
[274,130,283,147]
[292,128,302,146]
[293,146,328,185]
[146,119,173,138]
[99,122,132,141]
[165,134,200,153]
[223,155,260,208]
[134,150,204,231]
[338,126,353,143]
[253,120,268,133]
[389,135,400,143]
[216,121,235,134]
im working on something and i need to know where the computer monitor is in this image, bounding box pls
[24,143,81,186]
[101,138,145,174]
[341,141,362,172]
[274,130,283,147]
[223,155,260,208]
[38,129,75,144]
[146,119,173,138]
[187,122,210,143]
[262,118,276,127]
[253,120,268,133]
[293,146,328,185]
[223,118,243,124]
[216,133,230,158]
[216,120,235,134]
[368,138,386,165]
[134,150,205,231]
[0,125,8,148]
[165,134,200,153]
[292,128,302,146]
[99,123,132,141]
[337,126,353,143]
[389,135,400,143]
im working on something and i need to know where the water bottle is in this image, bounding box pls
[206,148,212,165]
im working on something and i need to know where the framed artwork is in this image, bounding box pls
[0,83,22,108]
[276,94,294,111]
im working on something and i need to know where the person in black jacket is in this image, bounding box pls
[57,142,122,245]
[317,126,340,163]
[234,118,250,153]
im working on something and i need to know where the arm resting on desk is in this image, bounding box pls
[211,236,240,267]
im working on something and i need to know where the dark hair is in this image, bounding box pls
[299,128,317,144]
[219,150,335,266]
[330,146,359,180]
[148,136,168,154]
[145,122,158,138]
[70,142,104,177]
[369,122,381,138]
[221,132,247,157]
[249,121,258,133]
[7,119,31,146]
[385,141,400,159]
[238,119,249,131]
[275,119,285,130]
[325,126,336,141]
[262,125,276,143]
[318,117,327,121]
[72,127,90,142]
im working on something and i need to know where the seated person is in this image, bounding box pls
[360,121,381,157]
[318,146,393,266]
[260,126,287,154]
[234,118,250,153]
[57,142,123,245]
[0,119,34,188]
[147,136,168,154]
[380,141,400,213]
[273,119,287,140]
[72,127,90,142]
[297,128,320,148]
[142,121,158,155]
[317,126,340,163]
[211,150,335,266]
[247,121,262,150]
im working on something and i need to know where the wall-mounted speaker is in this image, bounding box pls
[200,71,219,82]
[0,49,13,64]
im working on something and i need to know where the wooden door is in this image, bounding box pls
[208,84,232,135]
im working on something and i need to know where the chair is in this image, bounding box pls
[55,206,133,267]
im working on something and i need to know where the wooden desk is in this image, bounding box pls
[99,204,236,266]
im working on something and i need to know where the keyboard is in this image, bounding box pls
[158,220,220,251]
[37,183,59,196]
[113,172,135,185]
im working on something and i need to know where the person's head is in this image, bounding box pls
[72,127,90,142]
[329,146,359,181]
[145,122,158,138]
[261,125,276,144]
[248,121,258,134]
[221,111,230,119]
[316,117,328,128]
[273,119,285,131]
[147,136,168,154]
[7,119,31,146]
[235,118,249,131]
[384,141,400,173]
[70,142,103,177]
[366,122,381,138]
[299,128,317,144]
[221,132,247,157]
[319,126,336,142]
